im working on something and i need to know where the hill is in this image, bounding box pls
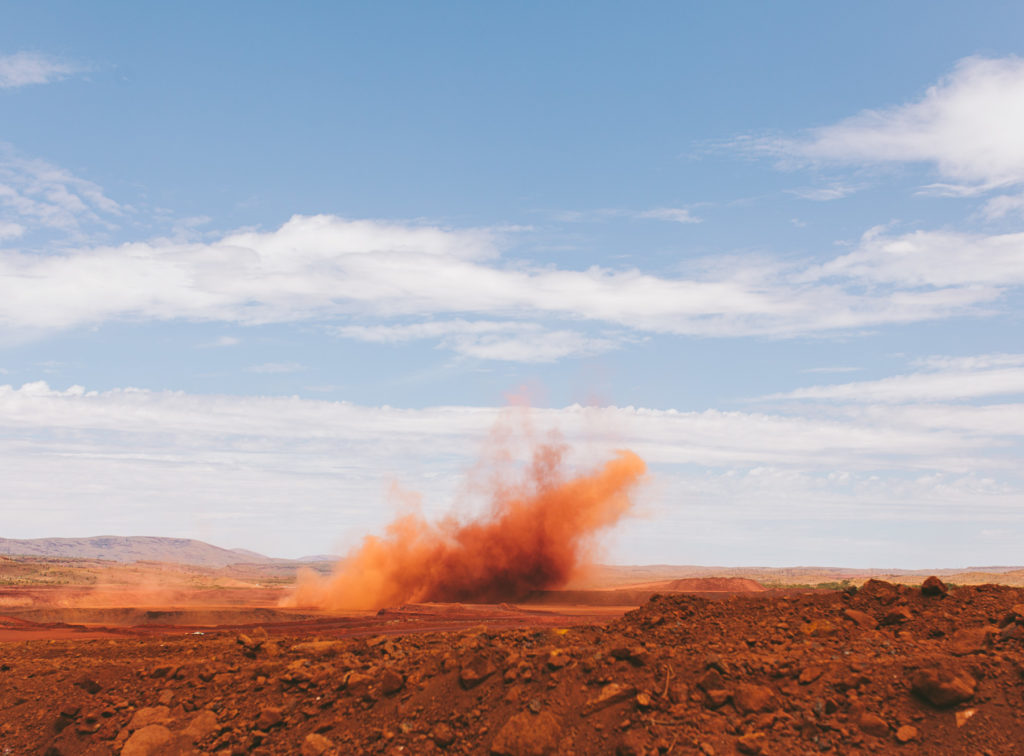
[0,536,278,568]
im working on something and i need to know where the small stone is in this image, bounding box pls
[583,683,637,716]
[432,722,455,747]
[882,607,914,626]
[127,706,172,731]
[843,608,878,629]
[635,692,652,709]
[460,654,497,690]
[121,724,172,756]
[546,651,569,669]
[799,666,824,685]
[895,725,918,743]
[183,709,219,741]
[75,677,101,694]
[955,708,977,728]
[610,646,649,667]
[857,712,889,738]
[377,667,405,696]
[910,666,976,708]
[301,732,336,756]
[255,706,283,730]
[948,627,991,656]
[733,684,776,714]
[490,710,560,755]
[736,732,765,754]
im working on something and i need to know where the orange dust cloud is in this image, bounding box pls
[285,444,647,610]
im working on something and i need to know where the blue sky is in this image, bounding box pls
[2,2,1024,566]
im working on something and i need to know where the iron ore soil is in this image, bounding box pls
[2,578,1024,755]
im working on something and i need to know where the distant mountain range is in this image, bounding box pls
[0,536,304,568]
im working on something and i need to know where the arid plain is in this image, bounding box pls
[2,550,1024,755]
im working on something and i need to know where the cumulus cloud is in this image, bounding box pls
[0,52,83,89]
[751,57,1024,192]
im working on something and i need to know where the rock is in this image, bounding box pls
[801,620,838,637]
[121,724,172,756]
[377,667,405,696]
[798,666,824,685]
[921,576,948,596]
[857,712,889,738]
[255,706,283,729]
[432,722,456,747]
[732,684,776,714]
[75,677,101,694]
[858,579,901,604]
[736,732,766,754]
[955,708,977,728]
[895,725,918,743]
[948,627,991,656]
[697,668,725,692]
[183,709,219,741]
[910,666,976,708]
[127,706,172,732]
[582,683,637,716]
[610,646,649,666]
[546,650,570,669]
[460,654,497,689]
[490,710,560,756]
[615,730,648,756]
[843,608,878,629]
[881,606,913,626]
[301,733,337,756]
[291,641,347,657]
[344,671,376,700]
[704,689,730,709]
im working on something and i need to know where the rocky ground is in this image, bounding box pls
[1,578,1023,755]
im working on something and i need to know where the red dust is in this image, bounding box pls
[286,443,647,610]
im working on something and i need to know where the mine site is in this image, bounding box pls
[6,4,1024,756]
[2,442,1024,756]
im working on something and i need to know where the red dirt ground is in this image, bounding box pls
[1,577,1023,755]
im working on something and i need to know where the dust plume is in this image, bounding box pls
[285,442,647,610]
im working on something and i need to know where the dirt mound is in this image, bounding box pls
[1,579,1023,755]
[661,576,767,592]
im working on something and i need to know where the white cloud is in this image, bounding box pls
[802,366,860,374]
[0,146,123,236]
[0,379,1021,560]
[556,206,702,224]
[809,226,1024,288]
[245,362,305,374]
[336,320,618,362]
[747,56,1024,194]
[0,52,83,89]
[2,213,1020,351]
[913,353,1024,371]
[634,207,702,224]
[770,367,1024,403]
[199,335,240,348]
[787,184,861,201]
[983,193,1024,220]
